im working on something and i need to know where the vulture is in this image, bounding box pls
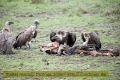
[0,21,14,54]
[13,20,39,49]
[81,31,101,50]
[50,30,76,47]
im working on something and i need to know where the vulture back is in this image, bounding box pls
[81,31,101,50]
[89,32,101,50]
[13,28,33,48]
[67,32,76,47]
[0,30,13,54]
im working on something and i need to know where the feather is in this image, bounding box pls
[50,31,56,42]
[0,21,14,54]
[50,30,76,47]
[13,20,39,49]
[81,31,101,50]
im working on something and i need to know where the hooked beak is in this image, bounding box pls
[9,21,14,25]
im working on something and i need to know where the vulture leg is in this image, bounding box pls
[26,41,31,48]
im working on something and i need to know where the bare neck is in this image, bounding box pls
[83,37,89,46]
[6,24,10,31]
[34,24,38,29]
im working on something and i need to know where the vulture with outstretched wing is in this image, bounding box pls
[13,20,39,49]
[50,30,76,47]
[0,21,14,54]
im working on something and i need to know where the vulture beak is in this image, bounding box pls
[34,20,39,25]
[37,22,39,25]
[51,36,57,41]
[6,21,14,26]
[9,21,14,25]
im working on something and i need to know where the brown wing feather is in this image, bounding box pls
[0,31,13,54]
[13,29,33,48]
[89,31,101,50]
[81,32,85,42]
[16,30,26,40]
[67,32,76,47]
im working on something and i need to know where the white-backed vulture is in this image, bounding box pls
[13,20,39,49]
[50,30,76,47]
[0,21,14,54]
[81,31,101,50]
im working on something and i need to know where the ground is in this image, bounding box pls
[0,0,120,80]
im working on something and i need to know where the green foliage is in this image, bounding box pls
[0,0,2,3]
[24,0,29,2]
[62,7,67,14]
[31,0,45,4]
[50,0,57,2]
[62,3,87,17]
[94,0,101,7]
[104,7,120,16]
[7,0,14,2]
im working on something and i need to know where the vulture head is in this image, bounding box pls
[51,30,68,42]
[50,30,76,47]
[81,31,101,50]
[2,21,14,32]
[6,21,14,26]
[34,20,39,28]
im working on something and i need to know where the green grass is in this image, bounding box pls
[0,0,120,80]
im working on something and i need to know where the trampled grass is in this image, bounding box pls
[0,0,120,80]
